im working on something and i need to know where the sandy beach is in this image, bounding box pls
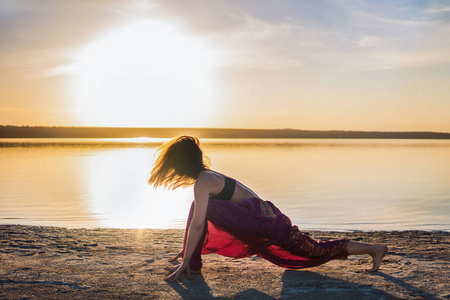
[0,225,448,299]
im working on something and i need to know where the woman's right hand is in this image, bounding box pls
[168,250,184,262]
[164,261,191,281]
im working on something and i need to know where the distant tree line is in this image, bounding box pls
[0,125,449,139]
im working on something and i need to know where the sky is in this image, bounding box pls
[1,0,449,132]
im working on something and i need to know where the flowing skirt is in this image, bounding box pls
[183,198,349,271]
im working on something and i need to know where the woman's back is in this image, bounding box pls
[199,170,259,204]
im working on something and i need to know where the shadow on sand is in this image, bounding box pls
[166,270,424,299]
[372,272,440,300]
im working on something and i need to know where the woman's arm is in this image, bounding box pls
[164,173,210,281]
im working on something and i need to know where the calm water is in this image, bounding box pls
[1,138,449,231]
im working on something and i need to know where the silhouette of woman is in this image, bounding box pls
[149,136,388,281]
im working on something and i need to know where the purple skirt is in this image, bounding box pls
[183,198,349,271]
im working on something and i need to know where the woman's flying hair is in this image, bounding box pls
[149,136,210,190]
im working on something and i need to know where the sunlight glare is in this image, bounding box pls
[84,148,193,228]
[72,20,219,127]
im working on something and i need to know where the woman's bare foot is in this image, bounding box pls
[164,264,201,274]
[347,241,388,272]
[365,245,388,272]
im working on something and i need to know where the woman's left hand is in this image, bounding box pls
[164,261,191,281]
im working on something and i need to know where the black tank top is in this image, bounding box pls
[213,176,236,200]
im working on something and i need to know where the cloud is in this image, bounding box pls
[146,0,450,74]
[2,0,450,80]
[357,36,383,48]
[0,0,157,78]
[426,5,450,14]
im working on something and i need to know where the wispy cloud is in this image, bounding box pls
[147,0,450,73]
[3,0,449,78]
[426,6,450,14]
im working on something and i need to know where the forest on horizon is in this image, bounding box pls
[1,125,450,139]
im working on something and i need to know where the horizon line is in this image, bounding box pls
[1,125,449,134]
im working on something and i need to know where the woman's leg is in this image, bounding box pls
[276,226,349,259]
[276,226,388,271]
[346,241,388,272]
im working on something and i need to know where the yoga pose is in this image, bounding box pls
[149,136,388,281]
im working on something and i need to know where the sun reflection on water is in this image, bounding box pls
[83,148,192,229]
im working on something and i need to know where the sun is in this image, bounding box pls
[71,20,219,128]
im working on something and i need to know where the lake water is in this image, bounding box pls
[0,138,449,231]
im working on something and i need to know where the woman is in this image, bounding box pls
[149,136,388,281]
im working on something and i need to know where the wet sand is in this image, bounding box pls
[1,225,448,299]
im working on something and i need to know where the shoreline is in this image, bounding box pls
[2,222,448,233]
[1,225,449,299]
[3,223,449,232]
